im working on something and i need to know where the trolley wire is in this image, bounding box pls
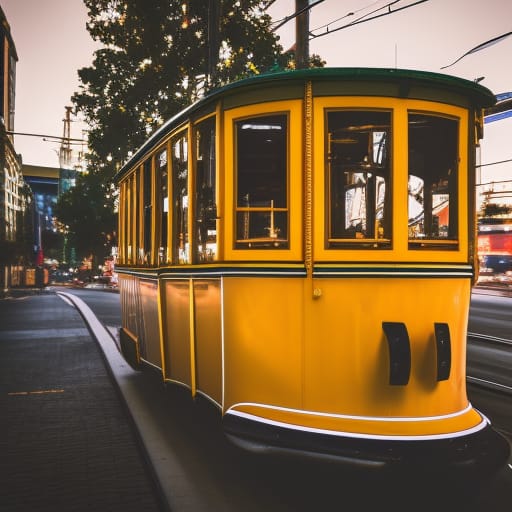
[309,0,430,40]
[270,0,326,31]
[309,0,384,32]
[441,31,512,70]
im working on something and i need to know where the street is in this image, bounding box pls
[55,287,512,511]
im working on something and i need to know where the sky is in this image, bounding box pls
[1,0,511,182]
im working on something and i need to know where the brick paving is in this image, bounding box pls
[0,293,166,512]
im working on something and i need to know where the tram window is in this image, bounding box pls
[124,179,132,264]
[157,148,168,264]
[235,114,288,249]
[143,159,152,264]
[171,132,190,264]
[131,170,140,264]
[408,113,458,248]
[194,117,217,262]
[326,110,391,248]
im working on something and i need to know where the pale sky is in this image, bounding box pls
[1,0,511,181]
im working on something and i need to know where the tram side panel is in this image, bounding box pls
[303,277,473,430]
[159,278,223,406]
[222,273,479,437]
[162,280,193,388]
[222,277,305,412]
[139,279,161,367]
[119,274,162,370]
[193,278,223,406]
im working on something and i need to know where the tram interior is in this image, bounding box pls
[327,110,459,248]
[235,114,288,248]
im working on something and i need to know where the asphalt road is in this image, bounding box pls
[58,286,512,512]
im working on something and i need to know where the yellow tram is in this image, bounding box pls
[114,68,509,473]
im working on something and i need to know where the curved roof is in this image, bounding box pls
[115,67,496,181]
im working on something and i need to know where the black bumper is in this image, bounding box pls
[223,413,510,477]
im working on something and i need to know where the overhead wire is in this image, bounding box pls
[309,0,430,40]
[441,31,512,69]
[310,0,400,32]
[270,0,326,31]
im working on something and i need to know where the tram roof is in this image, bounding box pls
[115,67,496,181]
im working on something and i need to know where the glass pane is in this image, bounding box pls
[408,113,458,245]
[327,110,391,248]
[171,133,189,263]
[194,117,217,262]
[158,149,168,264]
[235,114,288,249]
[143,159,152,264]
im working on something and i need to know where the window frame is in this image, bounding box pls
[313,96,469,263]
[324,107,393,250]
[223,100,303,262]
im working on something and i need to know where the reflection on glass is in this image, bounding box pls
[158,148,168,264]
[327,110,391,248]
[194,117,217,262]
[408,113,458,247]
[235,114,288,249]
[172,133,189,263]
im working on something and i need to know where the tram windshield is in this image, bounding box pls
[408,113,459,247]
[327,110,391,248]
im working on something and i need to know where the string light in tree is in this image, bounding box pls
[181,2,189,29]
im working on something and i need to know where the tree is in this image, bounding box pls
[73,0,293,173]
[53,170,117,268]
[57,0,323,266]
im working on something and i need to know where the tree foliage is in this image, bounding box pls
[75,0,293,173]
[53,170,117,266]
[55,0,324,265]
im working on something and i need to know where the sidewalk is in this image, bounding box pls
[0,291,167,512]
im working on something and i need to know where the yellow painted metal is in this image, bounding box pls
[186,123,194,265]
[149,155,155,266]
[157,277,168,380]
[163,279,192,388]
[229,403,484,438]
[118,182,124,263]
[188,278,196,396]
[116,76,484,443]
[222,277,305,410]
[193,279,223,405]
[222,275,478,437]
[215,103,224,261]
[393,102,409,256]
[304,81,313,278]
[139,280,161,366]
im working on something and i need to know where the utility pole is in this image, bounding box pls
[207,0,221,88]
[58,106,77,197]
[59,106,73,169]
[295,0,309,69]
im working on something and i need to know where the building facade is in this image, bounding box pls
[0,7,36,291]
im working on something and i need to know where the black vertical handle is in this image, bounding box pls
[434,323,451,381]
[382,322,411,386]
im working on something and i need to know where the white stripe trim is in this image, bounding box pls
[225,403,489,441]
[314,271,472,277]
